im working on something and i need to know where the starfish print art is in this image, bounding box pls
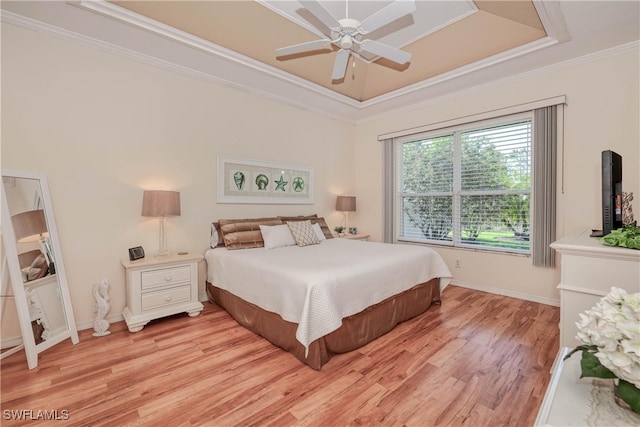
[274,176,288,191]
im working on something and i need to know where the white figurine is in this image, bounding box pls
[92,279,111,337]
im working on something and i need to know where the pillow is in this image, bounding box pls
[312,223,326,241]
[218,217,282,249]
[278,215,333,239]
[259,224,296,249]
[210,222,223,248]
[287,220,321,247]
[21,254,48,282]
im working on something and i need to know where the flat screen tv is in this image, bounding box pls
[591,150,622,237]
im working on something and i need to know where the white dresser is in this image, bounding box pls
[550,230,640,348]
[122,253,203,332]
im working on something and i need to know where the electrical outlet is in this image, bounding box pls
[455,259,462,268]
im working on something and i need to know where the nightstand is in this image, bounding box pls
[342,234,370,241]
[121,253,204,332]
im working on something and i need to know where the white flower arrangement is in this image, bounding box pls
[565,287,640,413]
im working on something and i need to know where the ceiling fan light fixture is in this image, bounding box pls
[276,0,416,82]
[340,34,353,49]
[338,18,361,35]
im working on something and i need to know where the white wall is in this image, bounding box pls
[354,46,640,303]
[3,22,638,339]
[1,24,355,335]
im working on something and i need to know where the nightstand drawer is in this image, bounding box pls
[141,285,191,311]
[141,266,190,289]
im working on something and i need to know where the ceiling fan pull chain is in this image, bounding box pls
[352,56,356,80]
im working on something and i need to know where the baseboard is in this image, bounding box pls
[450,280,560,307]
[1,336,24,350]
[76,293,211,332]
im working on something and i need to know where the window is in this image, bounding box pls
[396,113,532,254]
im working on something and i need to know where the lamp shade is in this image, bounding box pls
[11,210,48,243]
[336,195,356,212]
[141,190,181,217]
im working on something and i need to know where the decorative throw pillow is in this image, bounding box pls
[260,224,296,249]
[312,222,326,241]
[287,220,321,247]
[210,223,220,248]
[218,217,282,249]
[21,254,48,282]
[278,215,333,239]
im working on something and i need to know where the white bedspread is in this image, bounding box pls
[205,238,452,352]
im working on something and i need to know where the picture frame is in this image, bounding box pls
[128,246,145,261]
[217,155,314,204]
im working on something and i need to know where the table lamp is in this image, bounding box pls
[142,190,181,256]
[11,209,55,274]
[336,195,356,235]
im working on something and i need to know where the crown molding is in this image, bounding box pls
[73,0,567,111]
[74,0,363,107]
[357,40,639,125]
[1,5,361,125]
[2,1,638,125]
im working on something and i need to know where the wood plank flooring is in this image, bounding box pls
[1,285,559,426]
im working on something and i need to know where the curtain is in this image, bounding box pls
[532,105,557,267]
[382,138,394,243]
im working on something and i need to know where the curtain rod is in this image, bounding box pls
[378,95,567,141]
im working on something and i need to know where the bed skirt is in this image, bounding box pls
[206,278,441,370]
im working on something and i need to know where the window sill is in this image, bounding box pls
[396,238,531,257]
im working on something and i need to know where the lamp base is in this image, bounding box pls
[157,217,170,257]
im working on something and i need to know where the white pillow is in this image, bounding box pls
[259,224,296,249]
[211,223,219,248]
[312,222,326,241]
[287,220,321,247]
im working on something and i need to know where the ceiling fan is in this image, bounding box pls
[275,0,416,81]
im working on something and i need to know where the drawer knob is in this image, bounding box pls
[164,295,173,302]
[164,274,172,281]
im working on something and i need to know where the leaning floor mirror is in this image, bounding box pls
[1,170,78,369]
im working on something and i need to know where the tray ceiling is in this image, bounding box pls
[109,0,547,102]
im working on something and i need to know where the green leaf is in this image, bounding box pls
[600,224,640,250]
[617,380,640,414]
[579,351,616,379]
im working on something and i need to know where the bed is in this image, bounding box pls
[205,215,452,370]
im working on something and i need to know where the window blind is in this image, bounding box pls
[394,114,533,254]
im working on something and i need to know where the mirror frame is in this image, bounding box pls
[1,169,79,369]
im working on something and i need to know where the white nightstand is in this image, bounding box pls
[121,252,204,332]
[341,233,370,241]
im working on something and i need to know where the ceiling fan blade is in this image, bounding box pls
[331,49,350,80]
[276,39,332,57]
[359,39,411,64]
[299,0,340,31]
[359,0,416,33]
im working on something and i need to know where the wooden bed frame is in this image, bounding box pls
[206,278,441,370]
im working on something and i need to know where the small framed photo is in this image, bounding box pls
[348,227,358,235]
[128,246,145,261]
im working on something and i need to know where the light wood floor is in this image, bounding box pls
[1,285,559,427]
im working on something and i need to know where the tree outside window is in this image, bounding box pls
[398,118,532,253]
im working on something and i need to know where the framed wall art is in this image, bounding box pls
[217,155,314,204]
